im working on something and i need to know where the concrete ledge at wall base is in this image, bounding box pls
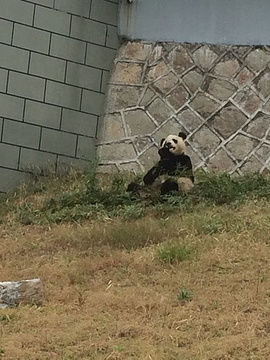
[0,278,42,308]
[98,40,270,175]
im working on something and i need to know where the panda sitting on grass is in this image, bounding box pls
[127,132,194,196]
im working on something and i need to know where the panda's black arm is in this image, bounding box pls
[143,162,166,185]
[175,155,194,183]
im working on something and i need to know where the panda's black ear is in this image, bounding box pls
[160,138,165,146]
[178,132,187,140]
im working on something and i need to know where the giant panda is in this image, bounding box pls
[127,132,194,196]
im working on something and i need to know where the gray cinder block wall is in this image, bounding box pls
[0,0,119,192]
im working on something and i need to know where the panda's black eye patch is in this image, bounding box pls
[172,139,178,144]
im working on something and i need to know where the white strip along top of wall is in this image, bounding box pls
[119,0,270,45]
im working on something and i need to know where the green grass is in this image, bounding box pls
[2,167,270,226]
[157,243,195,263]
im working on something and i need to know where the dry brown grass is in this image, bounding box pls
[1,187,270,360]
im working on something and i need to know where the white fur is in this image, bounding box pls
[161,134,186,155]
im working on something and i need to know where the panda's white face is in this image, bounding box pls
[161,135,186,155]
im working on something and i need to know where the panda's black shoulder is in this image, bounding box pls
[176,153,192,167]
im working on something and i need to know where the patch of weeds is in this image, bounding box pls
[177,288,193,302]
[157,243,194,264]
[200,216,225,235]
[0,348,4,356]
[0,314,13,323]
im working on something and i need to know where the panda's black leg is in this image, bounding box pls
[160,179,179,195]
[127,182,143,193]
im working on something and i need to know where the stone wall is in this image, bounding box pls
[98,41,270,175]
[0,0,119,192]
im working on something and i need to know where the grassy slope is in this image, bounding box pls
[1,170,270,359]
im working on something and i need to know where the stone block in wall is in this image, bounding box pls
[233,87,262,115]
[34,6,71,35]
[61,109,98,137]
[55,0,91,16]
[8,72,45,101]
[124,109,156,136]
[24,101,61,129]
[81,90,105,116]
[90,0,118,26]
[0,19,13,44]
[1,0,34,25]
[0,43,29,73]
[244,113,270,139]
[13,24,50,54]
[57,156,90,173]
[101,113,125,142]
[111,62,143,84]
[0,69,8,93]
[40,128,77,157]
[0,143,20,169]
[208,149,235,173]
[27,0,54,7]
[191,126,220,158]
[45,81,81,110]
[29,53,66,82]
[76,136,96,161]
[50,34,86,63]
[0,168,30,193]
[71,16,106,46]
[66,62,102,92]
[0,93,24,121]
[147,98,173,125]
[106,25,119,49]
[106,85,144,113]
[98,142,136,162]
[226,134,258,162]
[19,148,57,174]
[211,104,247,139]
[86,44,116,71]
[3,120,41,149]
[189,92,219,118]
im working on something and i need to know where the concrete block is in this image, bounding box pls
[0,118,2,138]
[101,70,110,93]
[3,119,41,149]
[86,43,116,71]
[13,24,50,54]
[106,25,119,49]
[0,168,30,193]
[76,136,96,160]
[66,62,101,91]
[90,0,118,26]
[55,0,91,16]
[8,72,45,101]
[34,6,71,35]
[0,43,29,72]
[57,155,90,173]
[45,81,81,110]
[30,53,66,82]
[19,148,57,173]
[81,90,105,116]
[71,16,106,45]
[61,108,98,137]
[0,19,13,44]
[1,0,34,25]
[0,143,19,169]
[40,128,77,156]
[25,0,54,7]
[0,93,24,121]
[50,34,86,63]
[25,100,61,129]
[0,69,8,92]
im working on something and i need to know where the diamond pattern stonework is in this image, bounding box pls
[99,41,270,175]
